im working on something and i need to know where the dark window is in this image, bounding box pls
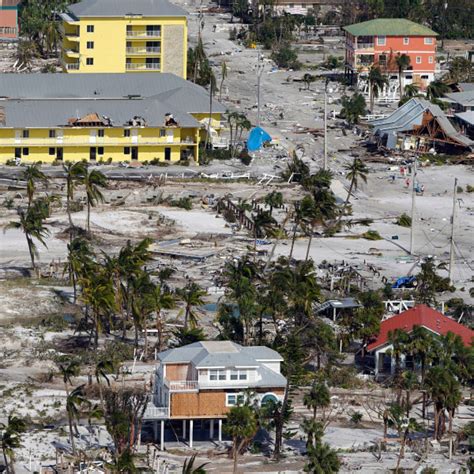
[98,146,104,155]
[22,130,29,138]
[49,147,55,156]
[15,147,21,158]
[90,147,97,161]
[87,25,94,33]
[98,129,105,137]
[124,129,131,137]
[86,58,94,66]
[124,146,131,155]
[22,148,29,156]
[164,147,171,161]
[49,130,56,138]
[57,148,63,160]
[160,129,166,137]
[87,41,94,49]
[131,146,138,160]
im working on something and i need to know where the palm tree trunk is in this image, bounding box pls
[3,447,10,474]
[87,199,91,234]
[289,221,298,259]
[233,443,239,473]
[144,318,149,360]
[305,230,313,262]
[26,234,36,271]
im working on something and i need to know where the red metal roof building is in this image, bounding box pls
[367,304,474,352]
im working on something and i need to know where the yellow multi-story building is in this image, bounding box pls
[0,73,225,164]
[60,0,188,78]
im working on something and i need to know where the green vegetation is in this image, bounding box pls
[395,213,412,227]
[362,229,382,240]
[340,93,367,124]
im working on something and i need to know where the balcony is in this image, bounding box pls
[356,43,375,50]
[126,63,160,71]
[126,47,161,55]
[126,30,161,39]
[64,49,80,58]
[64,32,80,41]
[166,380,199,391]
[143,404,169,419]
[64,62,80,71]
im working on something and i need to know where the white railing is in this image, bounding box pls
[126,47,161,54]
[356,43,374,49]
[126,30,161,38]
[126,63,160,70]
[65,49,79,55]
[167,380,199,391]
[143,404,169,419]
[65,63,80,70]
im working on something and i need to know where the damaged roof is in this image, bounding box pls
[369,97,474,149]
[0,73,225,128]
[0,98,199,128]
[444,90,474,107]
[68,0,187,18]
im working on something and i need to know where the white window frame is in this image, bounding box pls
[416,56,422,64]
[428,56,434,64]
[376,36,386,46]
[209,369,226,381]
[424,37,433,45]
[230,369,248,381]
[403,37,409,45]
[226,393,245,407]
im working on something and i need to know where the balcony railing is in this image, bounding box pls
[126,30,161,38]
[356,43,374,49]
[65,63,80,70]
[126,63,160,71]
[126,47,161,54]
[167,380,199,391]
[143,404,169,419]
[64,32,80,40]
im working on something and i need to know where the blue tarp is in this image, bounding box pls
[247,126,272,152]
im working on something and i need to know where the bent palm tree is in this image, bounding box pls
[368,66,388,111]
[426,80,449,101]
[22,163,48,207]
[80,167,107,233]
[66,385,90,455]
[63,161,86,233]
[395,53,411,98]
[0,415,27,474]
[177,281,206,330]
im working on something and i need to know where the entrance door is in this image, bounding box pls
[56,148,63,161]
[131,146,138,161]
[90,147,97,161]
[164,147,171,161]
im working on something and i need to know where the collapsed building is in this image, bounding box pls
[368,97,474,154]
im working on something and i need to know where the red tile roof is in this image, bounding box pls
[367,304,474,351]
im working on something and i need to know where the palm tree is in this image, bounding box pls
[150,283,175,352]
[80,167,107,233]
[403,83,420,99]
[63,161,86,233]
[225,405,258,473]
[303,382,330,421]
[4,200,50,271]
[22,163,48,207]
[367,66,388,111]
[177,281,206,330]
[395,53,411,98]
[337,158,368,225]
[15,40,39,70]
[426,80,449,101]
[0,415,27,474]
[263,191,283,216]
[66,237,94,303]
[305,440,340,473]
[95,359,115,411]
[219,61,228,101]
[182,454,209,473]
[58,360,80,453]
[340,93,367,125]
[66,385,91,454]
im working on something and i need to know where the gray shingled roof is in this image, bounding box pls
[0,73,226,113]
[456,111,474,126]
[68,0,187,18]
[1,98,198,128]
[159,341,282,367]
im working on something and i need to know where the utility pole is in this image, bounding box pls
[448,178,458,284]
[409,156,417,255]
[256,47,264,127]
[323,78,329,170]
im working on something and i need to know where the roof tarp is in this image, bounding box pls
[247,126,272,152]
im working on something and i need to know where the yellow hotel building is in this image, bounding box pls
[60,0,187,78]
[0,73,225,164]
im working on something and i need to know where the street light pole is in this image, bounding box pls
[409,156,417,255]
[323,78,329,170]
[257,47,264,127]
[448,178,458,285]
